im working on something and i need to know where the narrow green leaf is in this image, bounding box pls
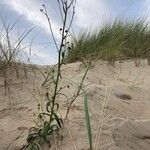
[53,112,63,129]
[84,92,93,150]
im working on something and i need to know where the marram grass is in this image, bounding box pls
[66,19,150,66]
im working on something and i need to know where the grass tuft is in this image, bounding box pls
[66,18,150,66]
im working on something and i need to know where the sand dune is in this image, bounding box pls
[0,60,150,150]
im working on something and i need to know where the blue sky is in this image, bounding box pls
[0,0,150,65]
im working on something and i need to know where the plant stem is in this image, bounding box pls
[49,3,68,124]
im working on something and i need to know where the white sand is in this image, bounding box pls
[0,60,150,150]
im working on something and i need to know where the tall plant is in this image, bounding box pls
[25,1,79,149]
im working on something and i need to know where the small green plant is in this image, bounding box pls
[26,91,63,149]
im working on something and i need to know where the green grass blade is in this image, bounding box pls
[84,92,93,150]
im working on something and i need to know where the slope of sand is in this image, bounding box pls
[0,60,150,150]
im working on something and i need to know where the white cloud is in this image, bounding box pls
[4,0,61,39]
[139,0,150,23]
[75,0,150,29]
[75,0,111,28]
[145,0,150,15]
[1,0,61,65]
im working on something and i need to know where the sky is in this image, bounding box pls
[0,0,150,65]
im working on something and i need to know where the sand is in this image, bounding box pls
[0,60,150,150]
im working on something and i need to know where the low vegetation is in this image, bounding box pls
[66,19,150,66]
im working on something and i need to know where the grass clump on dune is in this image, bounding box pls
[0,15,34,95]
[66,19,150,66]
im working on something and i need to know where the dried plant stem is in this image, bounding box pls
[65,64,90,119]
[64,121,79,150]
[94,76,119,150]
